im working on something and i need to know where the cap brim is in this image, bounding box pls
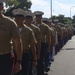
[14,14,24,17]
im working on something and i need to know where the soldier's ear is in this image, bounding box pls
[0,6,4,10]
[2,6,4,10]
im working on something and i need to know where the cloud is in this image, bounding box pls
[31,0,50,18]
[31,0,48,6]
[52,1,70,16]
[31,0,75,18]
[52,0,75,17]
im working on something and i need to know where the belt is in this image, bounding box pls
[0,51,11,55]
[23,50,30,53]
[41,41,46,43]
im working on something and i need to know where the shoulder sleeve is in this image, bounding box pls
[9,19,20,39]
[35,27,42,42]
[44,23,51,36]
[29,29,37,45]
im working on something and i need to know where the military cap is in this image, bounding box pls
[42,18,52,23]
[42,18,49,22]
[54,19,59,22]
[24,11,34,18]
[12,8,26,16]
[58,22,65,26]
[34,11,44,16]
[48,19,52,22]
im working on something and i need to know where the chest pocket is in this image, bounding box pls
[0,24,10,33]
[40,26,46,37]
[0,24,11,41]
[21,29,30,43]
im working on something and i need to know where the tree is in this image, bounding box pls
[50,15,57,22]
[57,14,64,23]
[4,0,32,16]
[72,15,75,24]
[50,14,72,25]
[5,0,32,10]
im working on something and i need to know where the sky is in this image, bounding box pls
[31,0,75,18]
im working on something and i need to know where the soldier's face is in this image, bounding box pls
[35,15,42,22]
[24,16,33,23]
[14,16,24,23]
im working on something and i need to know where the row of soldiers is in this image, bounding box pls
[11,8,74,75]
[0,0,74,75]
[12,8,51,75]
[41,17,74,75]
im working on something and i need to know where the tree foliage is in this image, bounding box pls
[72,15,75,24]
[6,0,19,8]
[3,0,75,25]
[51,14,72,25]
[5,0,32,10]
[4,0,32,16]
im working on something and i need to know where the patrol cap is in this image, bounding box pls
[34,11,44,16]
[24,11,34,18]
[12,8,26,17]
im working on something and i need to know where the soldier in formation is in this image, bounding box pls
[12,8,37,75]
[24,11,42,75]
[0,1,22,75]
[33,11,51,75]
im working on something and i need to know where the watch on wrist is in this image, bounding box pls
[16,60,21,63]
[33,59,37,62]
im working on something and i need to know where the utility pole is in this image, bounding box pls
[70,6,75,18]
[51,0,52,18]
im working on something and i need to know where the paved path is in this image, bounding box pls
[48,36,75,75]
